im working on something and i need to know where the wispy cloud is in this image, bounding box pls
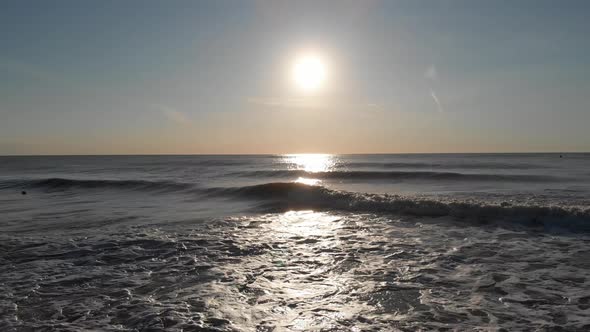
[430,89,444,113]
[424,64,437,81]
[246,97,324,109]
[246,97,382,113]
[425,64,444,112]
[151,104,191,125]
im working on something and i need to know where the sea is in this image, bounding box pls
[1,153,589,331]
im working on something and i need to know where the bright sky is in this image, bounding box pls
[1,0,589,154]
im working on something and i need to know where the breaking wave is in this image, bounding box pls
[239,170,562,182]
[209,182,590,231]
[2,177,588,230]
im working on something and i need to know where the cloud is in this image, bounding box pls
[151,104,191,125]
[430,89,444,113]
[425,64,437,81]
[425,64,444,112]
[246,97,383,113]
[246,97,323,109]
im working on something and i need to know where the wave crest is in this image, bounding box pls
[343,161,546,170]
[1,178,193,193]
[212,182,590,230]
[240,170,561,182]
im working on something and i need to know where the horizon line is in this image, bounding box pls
[0,151,586,157]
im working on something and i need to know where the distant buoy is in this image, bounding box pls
[21,191,27,195]
[559,155,563,158]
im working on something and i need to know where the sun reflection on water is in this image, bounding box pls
[294,177,321,186]
[251,210,354,330]
[284,154,335,173]
[277,210,340,237]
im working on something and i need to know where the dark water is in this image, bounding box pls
[1,154,590,331]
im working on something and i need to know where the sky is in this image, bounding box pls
[1,0,589,155]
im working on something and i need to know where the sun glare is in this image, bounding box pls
[295,177,321,186]
[292,55,326,91]
[285,154,334,173]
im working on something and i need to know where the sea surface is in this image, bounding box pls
[1,154,590,331]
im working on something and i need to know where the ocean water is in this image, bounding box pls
[1,154,589,331]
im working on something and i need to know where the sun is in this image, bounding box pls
[292,55,326,92]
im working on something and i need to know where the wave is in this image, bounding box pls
[131,159,253,167]
[341,161,549,170]
[3,177,588,231]
[0,178,193,193]
[209,182,590,231]
[238,170,561,182]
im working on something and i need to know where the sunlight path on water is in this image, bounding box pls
[209,211,374,331]
[283,154,336,173]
